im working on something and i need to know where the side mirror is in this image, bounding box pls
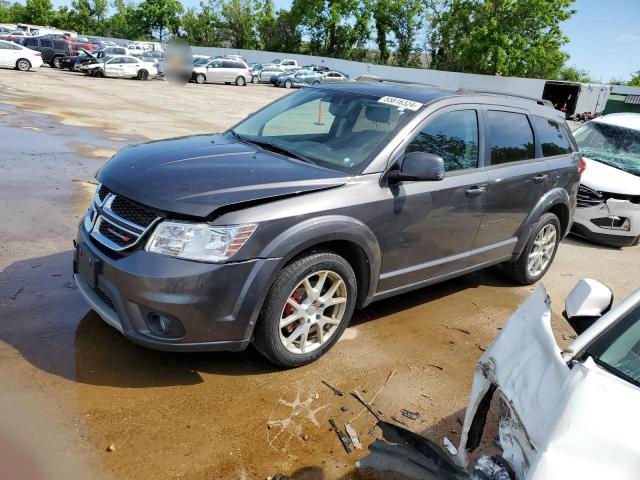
[389,152,445,182]
[563,278,613,334]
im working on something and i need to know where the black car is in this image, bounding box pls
[59,49,95,70]
[74,80,581,367]
[19,36,71,68]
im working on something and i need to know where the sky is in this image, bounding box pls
[48,0,639,81]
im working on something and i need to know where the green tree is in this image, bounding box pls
[0,1,27,23]
[431,0,576,79]
[23,0,54,25]
[138,0,183,41]
[388,0,424,66]
[258,8,302,52]
[105,0,145,39]
[181,0,223,47]
[291,0,369,58]
[628,71,640,87]
[559,65,593,83]
[220,0,257,49]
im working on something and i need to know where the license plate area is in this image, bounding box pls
[76,242,102,289]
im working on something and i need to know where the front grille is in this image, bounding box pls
[577,185,604,208]
[95,287,115,311]
[98,185,110,202]
[98,220,136,247]
[111,196,157,228]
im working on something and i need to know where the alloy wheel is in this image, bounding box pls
[17,59,30,71]
[527,224,557,277]
[278,270,348,354]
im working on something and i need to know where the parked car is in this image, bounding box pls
[79,55,157,80]
[93,46,129,58]
[304,64,331,73]
[191,58,251,86]
[571,113,640,247]
[59,48,94,70]
[0,39,42,71]
[258,65,285,83]
[74,81,580,367]
[453,279,640,479]
[18,36,72,68]
[321,70,350,82]
[275,69,322,88]
[277,58,298,72]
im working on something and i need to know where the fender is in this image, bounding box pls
[259,215,382,303]
[514,187,571,257]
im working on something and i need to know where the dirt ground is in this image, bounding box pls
[0,67,638,480]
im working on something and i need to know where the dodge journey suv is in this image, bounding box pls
[74,80,581,367]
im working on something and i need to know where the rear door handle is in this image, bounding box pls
[533,173,548,183]
[465,185,487,197]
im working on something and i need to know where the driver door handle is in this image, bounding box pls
[533,173,548,184]
[465,185,487,197]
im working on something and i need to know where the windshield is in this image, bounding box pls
[193,58,209,66]
[574,121,640,176]
[585,305,640,388]
[230,88,418,174]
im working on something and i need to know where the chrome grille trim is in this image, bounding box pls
[84,184,161,252]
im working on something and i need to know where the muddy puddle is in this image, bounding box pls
[0,101,579,479]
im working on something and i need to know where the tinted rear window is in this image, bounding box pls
[222,60,234,68]
[533,115,573,156]
[23,38,38,47]
[53,41,67,49]
[486,110,535,165]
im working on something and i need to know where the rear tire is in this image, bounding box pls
[195,73,206,84]
[137,69,149,80]
[253,251,357,367]
[503,213,561,285]
[16,58,31,71]
[235,76,246,86]
[251,75,258,84]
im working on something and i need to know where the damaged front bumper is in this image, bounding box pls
[572,199,640,247]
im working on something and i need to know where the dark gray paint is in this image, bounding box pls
[78,83,580,351]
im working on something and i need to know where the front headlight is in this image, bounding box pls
[145,221,256,262]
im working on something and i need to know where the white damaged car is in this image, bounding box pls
[456,281,640,479]
[572,113,640,247]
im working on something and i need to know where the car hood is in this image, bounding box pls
[581,157,640,195]
[97,134,348,218]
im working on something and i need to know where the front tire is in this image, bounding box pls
[504,212,561,285]
[195,73,206,84]
[284,79,292,89]
[253,251,357,367]
[251,75,258,84]
[235,76,246,86]
[137,69,149,80]
[16,58,31,71]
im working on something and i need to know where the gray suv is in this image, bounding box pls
[74,80,581,367]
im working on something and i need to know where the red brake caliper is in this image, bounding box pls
[283,291,303,334]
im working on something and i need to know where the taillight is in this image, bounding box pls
[34,52,41,56]
[578,157,586,174]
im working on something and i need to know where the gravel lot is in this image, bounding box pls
[1,66,638,480]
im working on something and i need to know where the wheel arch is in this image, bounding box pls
[259,216,382,308]
[513,188,571,259]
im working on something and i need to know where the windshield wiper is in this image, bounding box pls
[241,138,317,165]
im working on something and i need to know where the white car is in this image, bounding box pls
[572,113,640,247]
[321,70,350,82]
[453,280,640,479]
[191,58,251,86]
[80,55,157,80]
[0,39,42,71]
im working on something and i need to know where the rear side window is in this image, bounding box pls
[486,110,535,165]
[222,60,234,68]
[533,116,573,156]
[23,38,38,47]
[40,40,53,48]
[407,110,479,171]
[53,41,66,49]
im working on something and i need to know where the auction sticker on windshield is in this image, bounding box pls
[377,96,423,111]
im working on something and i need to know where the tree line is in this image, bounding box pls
[1,0,638,84]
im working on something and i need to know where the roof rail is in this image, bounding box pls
[355,75,438,88]
[455,88,554,108]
